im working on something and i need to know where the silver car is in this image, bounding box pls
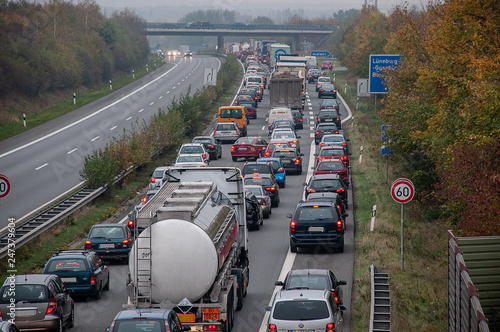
[213,122,240,143]
[244,185,272,219]
[265,289,346,332]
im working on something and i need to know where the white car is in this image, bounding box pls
[174,154,209,167]
[213,122,241,143]
[177,143,209,162]
[270,130,301,153]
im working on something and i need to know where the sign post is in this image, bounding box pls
[390,178,415,271]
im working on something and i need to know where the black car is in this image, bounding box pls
[320,99,340,115]
[304,192,348,218]
[287,201,346,253]
[307,69,321,83]
[318,83,337,98]
[241,161,276,182]
[192,136,222,160]
[238,88,258,107]
[291,109,304,129]
[303,174,348,208]
[108,308,190,332]
[275,269,347,305]
[234,94,256,108]
[85,224,134,262]
[243,174,280,207]
[314,123,340,144]
[245,192,264,230]
[271,148,304,175]
[316,109,341,130]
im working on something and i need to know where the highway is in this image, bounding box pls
[0,55,220,229]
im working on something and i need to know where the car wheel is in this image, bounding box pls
[68,305,75,328]
[210,152,217,160]
[232,157,237,162]
[55,317,63,332]
[271,198,278,208]
[290,240,297,253]
[95,283,102,300]
[103,273,110,291]
[263,209,270,219]
[338,238,345,253]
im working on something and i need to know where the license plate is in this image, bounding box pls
[239,147,247,150]
[289,330,314,332]
[309,227,324,232]
[15,309,37,317]
[99,243,115,249]
[61,277,77,283]
[282,160,291,164]
[325,119,333,121]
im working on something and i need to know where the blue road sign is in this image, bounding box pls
[381,125,394,156]
[311,51,331,57]
[369,54,401,94]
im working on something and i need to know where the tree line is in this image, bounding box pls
[339,1,500,236]
[0,0,149,98]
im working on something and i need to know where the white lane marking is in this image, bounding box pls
[310,127,315,131]
[139,108,144,113]
[149,102,154,106]
[67,148,78,154]
[177,82,181,85]
[310,133,314,138]
[126,117,132,121]
[309,116,314,120]
[166,91,170,94]
[0,61,180,159]
[186,76,189,79]
[307,102,312,106]
[261,126,266,131]
[172,86,176,89]
[91,136,99,142]
[159,96,163,100]
[182,79,185,82]
[110,126,117,130]
[309,107,313,110]
[35,163,49,171]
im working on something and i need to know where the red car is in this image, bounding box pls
[313,159,349,184]
[321,60,333,70]
[231,136,268,161]
[244,106,257,119]
[264,140,292,157]
[315,146,350,168]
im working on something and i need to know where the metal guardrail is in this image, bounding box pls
[146,23,338,32]
[370,265,391,332]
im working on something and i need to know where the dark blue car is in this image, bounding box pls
[85,224,133,261]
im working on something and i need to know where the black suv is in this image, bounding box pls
[243,174,280,207]
[287,201,346,253]
[271,148,304,175]
[314,123,340,145]
[291,109,304,129]
[305,192,348,218]
[316,109,341,130]
[192,136,222,160]
[303,174,348,208]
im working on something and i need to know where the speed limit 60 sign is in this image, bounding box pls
[391,178,414,204]
[0,174,11,198]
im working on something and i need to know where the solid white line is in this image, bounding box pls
[91,136,99,142]
[307,103,312,106]
[261,126,265,131]
[309,116,314,119]
[149,102,154,105]
[182,79,185,82]
[0,62,180,159]
[110,126,117,130]
[159,96,163,100]
[67,148,78,154]
[166,91,170,94]
[172,86,176,89]
[118,215,128,225]
[126,117,132,121]
[35,163,49,171]
[139,109,144,113]
[177,82,181,85]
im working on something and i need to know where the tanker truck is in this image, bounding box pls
[126,167,249,332]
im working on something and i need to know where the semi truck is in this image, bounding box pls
[126,167,249,332]
[276,61,307,95]
[269,71,303,111]
[269,43,291,69]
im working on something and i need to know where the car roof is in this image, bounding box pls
[114,308,173,320]
[306,192,339,200]
[311,173,341,180]
[275,289,329,301]
[90,224,125,229]
[297,201,336,208]
[193,136,213,140]
[257,157,281,163]
[2,274,56,286]
[243,173,273,179]
[287,269,330,277]
[49,250,94,258]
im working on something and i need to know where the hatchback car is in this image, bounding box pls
[243,174,280,207]
[214,122,241,143]
[287,201,346,253]
[315,145,350,168]
[291,109,304,129]
[174,154,209,167]
[320,99,341,115]
[316,76,332,91]
[149,166,168,189]
[264,140,292,157]
[318,83,337,99]
[265,289,346,332]
[256,157,286,188]
[271,148,304,175]
[315,123,340,144]
[191,136,222,160]
[316,109,341,129]
[245,185,272,219]
[268,119,295,135]
[319,134,350,154]
[85,224,134,262]
[241,161,276,182]
[231,137,268,161]
[177,143,208,161]
[307,68,321,82]
[246,192,264,230]
[244,105,257,119]
[270,130,301,152]
[43,250,110,299]
[313,159,350,185]
[0,274,74,332]
[303,174,349,208]
[234,94,256,107]
[107,308,189,332]
[238,88,258,107]
[275,269,347,305]
[245,83,263,101]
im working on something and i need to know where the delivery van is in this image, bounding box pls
[218,106,248,136]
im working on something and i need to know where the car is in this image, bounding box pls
[271,148,304,175]
[264,289,346,332]
[315,123,340,144]
[241,161,276,182]
[315,145,350,168]
[243,174,280,207]
[264,140,292,157]
[275,269,347,305]
[256,157,286,188]
[213,122,240,143]
[307,68,322,82]
[174,154,210,167]
[107,308,190,332]
[183,50,193,57]
[245,192,264,230]
[313,159,350,184]
[177,143,209,161]
[270,130,301,152]
[318,134,350,154]
[234,94,255,107]
[0,321,20,332]
[321,60,333,70]
[192,136,222,160]
[149,166,168,189]
[316,108,341,129]
[85,224,134,261]
[245,75,265,89]
[291,109,303,129]
[287,201,346,253]
[245,185,272,218]
[303,174,349,208]
[316,76,332,91]
[0,274,74,332]
[318,83,337,98]
[246,83,263,101]
[268,119,295,135]
[238,88,258,107]
[244,105,257,119]
[42,250,110,299]
[305,192,348,218]
[320,99,341,115]
[231,137,268,161]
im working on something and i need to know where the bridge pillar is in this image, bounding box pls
[217,35,224,53]
[291,34,300,53]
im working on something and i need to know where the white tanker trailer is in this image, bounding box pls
[126,167,249,332]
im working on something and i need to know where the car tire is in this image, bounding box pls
[263,208,270,219]
[232,157,237,162]
[338,238,345,253]
[271,198,278,208]
[94,283,102,300]
[103,274,110,291]
[68,305,75,328]
[290,240,298,253]
[210,152,217,160]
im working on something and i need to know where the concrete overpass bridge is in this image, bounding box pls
[145,23,337,52]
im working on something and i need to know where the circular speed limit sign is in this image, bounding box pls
[391,178,414,204]
[0,174,11,198]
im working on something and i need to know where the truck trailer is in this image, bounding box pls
[269,71,303,111]
[126,167,249,332]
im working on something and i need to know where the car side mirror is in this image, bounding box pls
[311,167,314,170]
[346,138,350,141]
[336,280,347,286]
[339,304,347,311]
[263,306,272,312]
[343,212,349,218]
[314,153,318,156]
[345,181,350,185]
[297,136,302,139]
[286,213,293,218]
[275,281,284,286]
[348,153,352,155]
[300,153,304,156]
[106,328,110,332]
[302,182,307,186]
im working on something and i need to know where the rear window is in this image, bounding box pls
[245,178,272,186]
[319,111,336,117]
[320,149,343,156]
[192,138,211,144]
[286,276,330,290]
[180,146,203,154]
[245,187,263,196]
[318,78,331,83]
[297,207,334,221]
[0,284,50,303]
[177,155,203,163]
[153,169,165,178]
[273,151,296,158]
[318,125,338,131]
[272,300,330,320]
[317,161,344,171]
[45,258,89,273]
[272,132,294,139]
[267,161,280,171]
[89,227,126,239]
[236,138,256,144]
[247,77,261,83]
[323,136,343,143]
[220,109,242,119]
[217,123,237,131]
[311,179,341,189]
[113,319,166,332]
[243,164,270,174]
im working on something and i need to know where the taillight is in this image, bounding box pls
[336,188,345,193]
[290,221,296,232]
[337,117,340,121]
[306,188,316,194]
[337,220,343,232]
[333,89,337,93]
[207,325,218,331]
[231,146,235,151]
[142,196,147,204]
[150,177,155,183]
[293,158,300,163]
[317,117,321,122]
[298,118,303,122]
[265,187,276,192]
[326,322,335,332]
[342,142,347,146]
[90,274,96,284]
[268,324,277,332]
[316,131,320,134]
[127,220,134,229]
[46,297,57,315]
[85,240,91,249]
[122,240,129,248]
[208,144,214,148]
[320,143,325,147]
[332,291,340,304]
[214,130,217,135]
[320,89,324,92]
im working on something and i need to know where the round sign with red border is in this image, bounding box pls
[391,178,414,204]
[0,174,11,198]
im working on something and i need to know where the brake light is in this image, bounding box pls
[122,240,129,248]
[293,158,300,163]
[337,220,343,232]
[320,143,325,147]
[90,274,96,284]
[268,324,277,332]
[142,196,147,204]
[317,117,321,122]
[290,221,296,232]
[150,177,155,183]
[231,146,235,151]
[298,118,303,122]
[342,142,347,146]
[265,187,276,192]
[46,297,57,315]
[128,220,134,229]
[336,188,345,193]
[333,89,337,93]
[85,240,91,249]
[332,291,340,304]
[306,188,317,194]
[207,325,218,331]
[214,130,217,135]
[326,322,335,332]
[320,89,323,92]
[337,117,340,121]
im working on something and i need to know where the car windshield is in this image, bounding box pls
[45,258,89,273]
[90,227,126,239]
[272,300,329,320]
[236,138,256,144]
[287,276,329,290]
[297,207,334,221]
[311,179,341,189]
[180,146,203,154]
[113,319,166,332]
[0,284,49,303]
[317,162,344,171]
